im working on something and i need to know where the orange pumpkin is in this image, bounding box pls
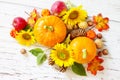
[34,16,67,47]
[70,37,97,64]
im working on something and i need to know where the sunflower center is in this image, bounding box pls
[22,33,31,40]
[69,11,79,19]
[57,51,69,60]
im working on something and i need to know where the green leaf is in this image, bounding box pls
[29,48,44,56]
[37,53,47,65]
[72,62,87,76]
[23,25,32,31]
[29,48,47,65]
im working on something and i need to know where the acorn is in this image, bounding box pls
[94,39,103,49]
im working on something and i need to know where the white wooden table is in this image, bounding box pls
[0,0,120,80]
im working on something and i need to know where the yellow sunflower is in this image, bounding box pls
[62,5,88,26]
[15,30,35,46]
[50,43,74,67]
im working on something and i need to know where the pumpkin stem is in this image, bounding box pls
[44,25,54,31]
[82,49,87,59]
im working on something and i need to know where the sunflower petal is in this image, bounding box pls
[50,43,74,67]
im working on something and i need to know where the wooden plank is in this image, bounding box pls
[0,20,120,79]
[0,0,120,27]
[0,0,120,21]
[0,0,120,80]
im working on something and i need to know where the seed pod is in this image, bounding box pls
[70,28,86,40]
[48,56,55,65]
[59,66,67,73]
[94,39,103,49]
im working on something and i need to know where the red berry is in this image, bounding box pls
[87,30,96,39]
[12,17,27,31]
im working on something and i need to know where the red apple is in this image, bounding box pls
[12,17,27,31]
[51,1,67,15]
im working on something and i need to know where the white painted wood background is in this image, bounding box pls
[0,0,120,80]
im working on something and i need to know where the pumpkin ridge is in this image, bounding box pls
[70,37,97,64]
[52,16,60,26]
[34,15,67,47]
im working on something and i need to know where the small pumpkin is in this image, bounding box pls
[70,37,97,64]
[34,16,67,47]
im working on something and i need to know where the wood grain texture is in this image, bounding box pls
[0,0,120,80]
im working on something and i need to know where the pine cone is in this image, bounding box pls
[48,57,55,65]
[70,28,86,40]
[59,66,67,73]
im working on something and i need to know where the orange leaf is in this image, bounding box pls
[87,30,96,39]
[87,56,104,75]
[93,13,109,31]
[103,17,109,23]
[103,24,109,30]
[41,9,51,17]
